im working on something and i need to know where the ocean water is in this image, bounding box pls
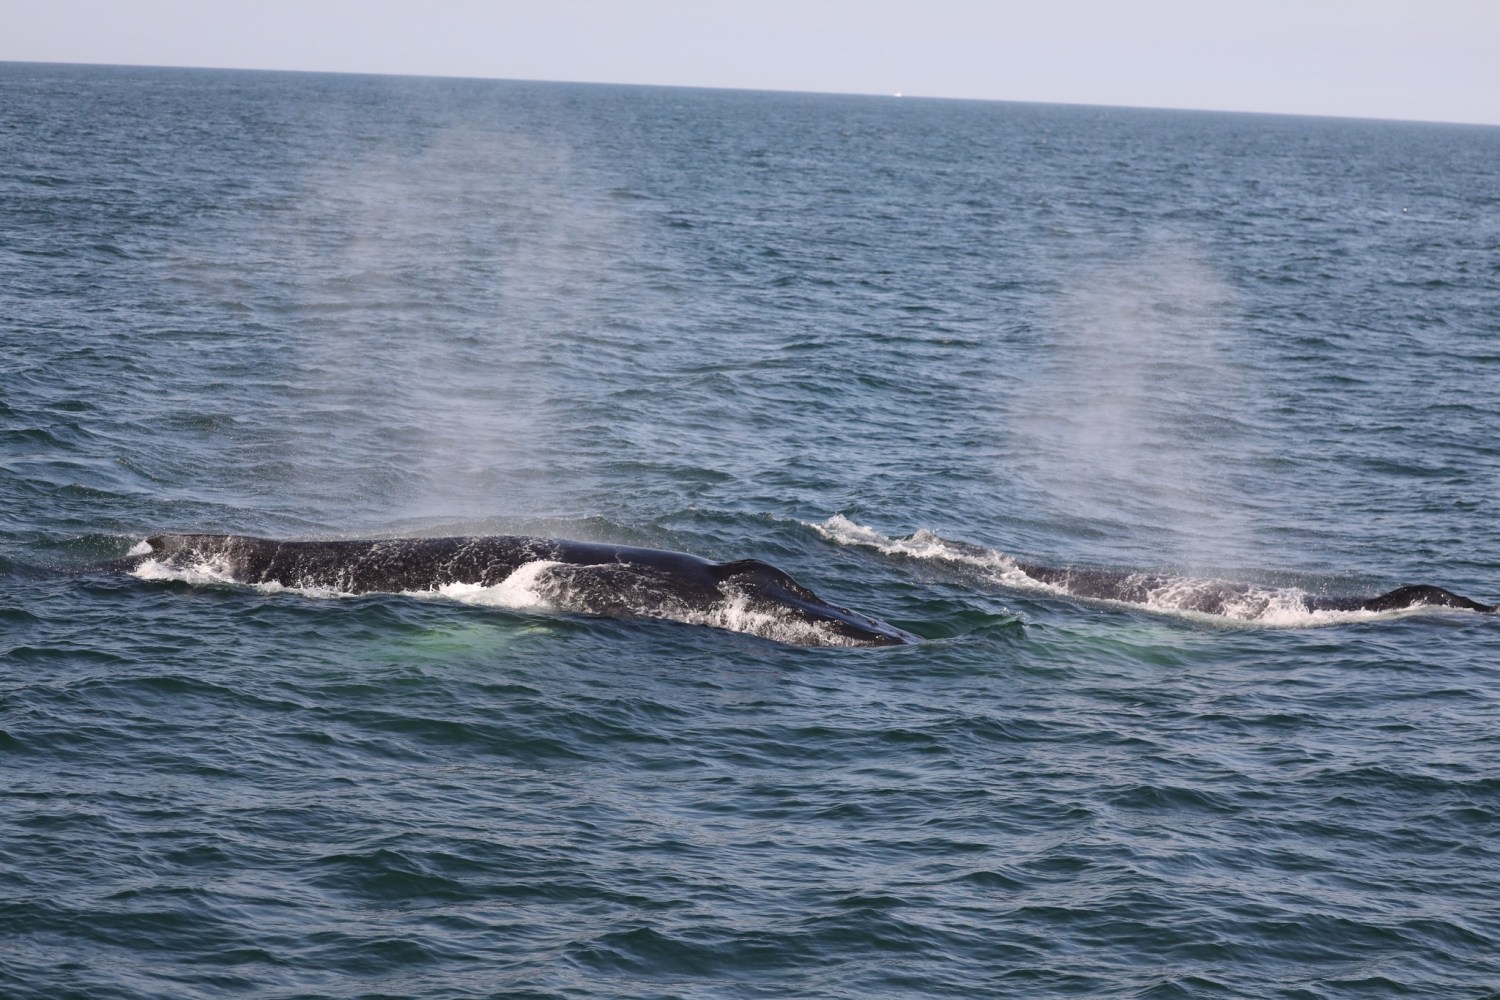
[3,61,1500,997]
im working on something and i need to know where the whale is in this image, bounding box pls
[128,533,920,647]
[1012,561,1495,616]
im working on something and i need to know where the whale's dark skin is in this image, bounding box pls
[1302,584,1495,614]
[1013,561,1495,615]
[131,533,919,647]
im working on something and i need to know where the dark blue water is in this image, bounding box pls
[4,62,1500,997]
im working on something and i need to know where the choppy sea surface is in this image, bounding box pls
[4,62,1500,998]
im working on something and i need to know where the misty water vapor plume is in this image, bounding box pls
[1011,230,1258,569]
[280,103,641,524]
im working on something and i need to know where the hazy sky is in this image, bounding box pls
[5,0,1497,125]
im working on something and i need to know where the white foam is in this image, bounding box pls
[423,560,560,611]
[812,515,1031,583]
[689,589,869,648]
[130,554,239,587]
[132,554,353,598]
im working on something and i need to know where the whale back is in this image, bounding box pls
[135,533,918,647]
[144,534,545,592]
[1314,584,1497,614]
[1011,555,1495,618]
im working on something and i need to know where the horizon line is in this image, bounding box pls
[6,57,1498,131]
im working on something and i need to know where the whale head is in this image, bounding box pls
[711,559,919,646]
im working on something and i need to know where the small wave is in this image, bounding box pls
[808,516,1434,629]
[812,514,1030,580]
